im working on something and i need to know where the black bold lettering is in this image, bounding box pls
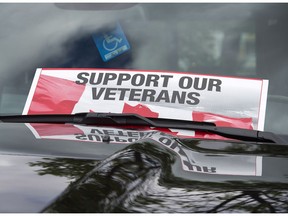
[208,79,222,92]
[141,89,156,102]
[118,88,130,100]
[76,72,89,84]
[103,73,117,85]
[129,89,142,101]
[161,75,173,87]
[179,76,193,89]
[131,74,145,86]
[171,91,186,104]
[92,87,105,100]
[194,77,207,90]
[186,92,200,105]
[104,88,117,100]
[117,73,131,85]
[155,90,170,103]
[89,73,103,85]
[145,74,159,87]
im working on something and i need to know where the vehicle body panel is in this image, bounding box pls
[0,123,288,213]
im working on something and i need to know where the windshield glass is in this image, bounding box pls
[0,3,287,135]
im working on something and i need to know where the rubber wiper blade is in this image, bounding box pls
[0,113,216,127]
[76,113,285,144]
[0,112,285,144]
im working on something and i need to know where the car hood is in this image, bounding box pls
[0,123,288,213]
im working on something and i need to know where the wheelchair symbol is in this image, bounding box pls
[103,33,123,51]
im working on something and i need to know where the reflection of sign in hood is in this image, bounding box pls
[26,123,262,176]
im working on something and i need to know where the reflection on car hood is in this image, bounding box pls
[0,123,288,213]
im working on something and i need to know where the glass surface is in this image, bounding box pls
[0,3,288,134]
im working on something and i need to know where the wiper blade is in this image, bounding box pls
[0,112,285,144]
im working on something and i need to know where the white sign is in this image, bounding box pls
[23,68,269,131]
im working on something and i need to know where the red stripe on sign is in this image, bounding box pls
[192,111,253,129]
[193,131,231,141]
[122,103,159,118]
[28,75,85,114]
[30,123,83,137]
[192,111,253,140]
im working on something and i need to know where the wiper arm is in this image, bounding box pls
[0,112,285,144]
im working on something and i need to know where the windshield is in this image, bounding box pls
[0,3,288,135]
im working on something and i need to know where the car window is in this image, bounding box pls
[0,3,288,134]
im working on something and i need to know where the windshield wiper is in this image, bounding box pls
[0,112,285,144]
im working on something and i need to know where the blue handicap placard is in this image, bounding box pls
[92,23,131,62]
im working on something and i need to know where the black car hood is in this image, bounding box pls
[0,123,288,213]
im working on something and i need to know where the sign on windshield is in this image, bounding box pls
[23,68,269,131]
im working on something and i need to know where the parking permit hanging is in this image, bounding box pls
[92,22,130,62]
